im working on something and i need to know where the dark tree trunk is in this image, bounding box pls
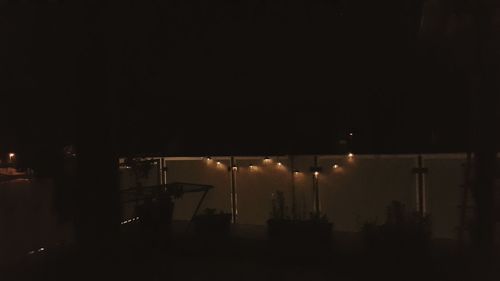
[73,1,121,250]
[470,0,500,273]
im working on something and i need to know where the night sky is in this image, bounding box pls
[1,0,473,160]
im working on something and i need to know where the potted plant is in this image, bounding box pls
[267,190,333,254]
[361,201,432,258]
[123,158,174,232]
[192,208,232,238]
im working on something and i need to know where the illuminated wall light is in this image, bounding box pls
[232,166,238,171]
[277,162,282,166]
[216,161,222,166]
[38,248,45,252]
[314,171,319,176]
[249,164,255,170]
[28,251,35,255]
[206,157,212,161]
[293,170,300,175]
[263,157,271,163]
[349,132,353,137]
[333,164,339,169]
[348,153,354,158]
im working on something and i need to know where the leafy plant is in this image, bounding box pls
[270,190,329,223]
[361,200,432,256]
[309,212,328,222]
[203,208,217,215]
[123,157,153,186]
[271,190,286,220]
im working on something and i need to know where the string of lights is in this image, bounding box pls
[203,153,354,175]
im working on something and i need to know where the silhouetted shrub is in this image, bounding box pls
[267,190,333,257]
[362,201,431,258]
[192,208,232,239]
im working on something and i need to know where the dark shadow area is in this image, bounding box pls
[1,0,499,280]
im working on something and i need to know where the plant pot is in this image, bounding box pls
[267,219,333,253]
[136,197,174,232]
[192,213,232,238]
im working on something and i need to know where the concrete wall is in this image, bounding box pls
[424,155,465,239]
[318,155,417,232]
[235,157,293,225]
[118,154,472,239]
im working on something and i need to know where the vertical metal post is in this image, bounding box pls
[290,155,296,219]
[416,155,425,215]
[162,158,168,186]
[157,159,162,186]
[230,156,238,223]
[458,152,472,245]
[313,155,320,216]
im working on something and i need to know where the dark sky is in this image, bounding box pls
[1,0,472,159]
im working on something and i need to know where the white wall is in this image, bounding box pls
[318,155,417,232]
[424,155,465,239]
[118,154,471,239]
[235,157,293,225]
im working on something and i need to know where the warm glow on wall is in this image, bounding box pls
[263,157,272,163]
[348,153,354,158]
[277,162,282,166]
